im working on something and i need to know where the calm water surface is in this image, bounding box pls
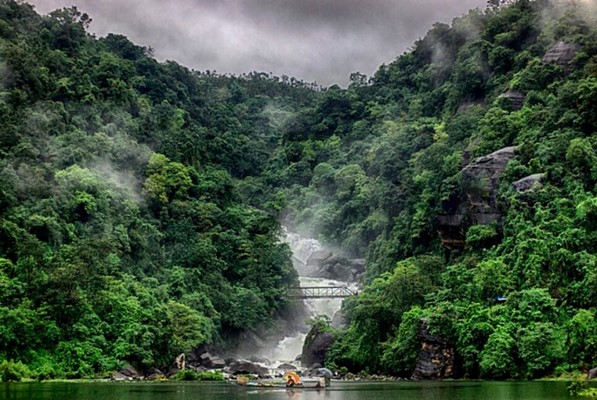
[0,380,570,400]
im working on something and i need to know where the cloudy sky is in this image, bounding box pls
[29,0,487,87]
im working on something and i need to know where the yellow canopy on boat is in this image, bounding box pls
[283,371,301,384]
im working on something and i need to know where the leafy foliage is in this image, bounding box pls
[0,0,594,381]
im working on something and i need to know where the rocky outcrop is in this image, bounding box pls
[285,231,365,282]
[513,173,544,193]
[542,41,580,67]
[498,90,525,110]
[313,255,366,282]
[411,320,457,380]
[301,324,336,367]
[437,146,517,249]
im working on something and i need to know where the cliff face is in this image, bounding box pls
[541,41,580,68]
[437,146,517,249]
[411,320,457,380]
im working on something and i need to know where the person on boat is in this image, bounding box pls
[286,377,295,387]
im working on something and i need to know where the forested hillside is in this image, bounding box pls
[0,0,314,378]
[0,0,595,381]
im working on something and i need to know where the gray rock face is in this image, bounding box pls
[228,360,269,378]
[542,41,580,67]
[437,147,517,249]
[513,173,544,193]
[277,363,297,371]
[411,320,457,380]
[499,90,525,110]
[301,324,336,367]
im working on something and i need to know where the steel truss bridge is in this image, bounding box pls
[287,286,357,299]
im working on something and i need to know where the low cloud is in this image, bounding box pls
[30,0,486,86]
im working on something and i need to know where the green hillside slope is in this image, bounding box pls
[0,0,594,380]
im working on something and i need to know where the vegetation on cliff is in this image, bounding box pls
[0,0,595,381]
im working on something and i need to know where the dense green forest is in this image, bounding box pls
[0,0,595,381]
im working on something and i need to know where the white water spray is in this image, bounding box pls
[260,231,354,368]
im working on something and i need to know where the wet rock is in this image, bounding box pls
[301,324,336,367]
[228,360,269,378]
[498,90,525,110]
[331,309,346,329]
[277,363,297,371]
[199,352,226,369]
[146,368,165,381]
[248,355,270,365]
[113,364,141,381]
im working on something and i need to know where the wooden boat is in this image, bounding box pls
[234,375,326,390]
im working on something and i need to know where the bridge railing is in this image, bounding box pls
[287,285,357,299]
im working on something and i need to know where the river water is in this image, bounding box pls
[0,381,573,400]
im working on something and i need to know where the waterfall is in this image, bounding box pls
[259,230,356,367]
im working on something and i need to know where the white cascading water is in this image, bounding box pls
[260,231,350,368]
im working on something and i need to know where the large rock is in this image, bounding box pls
[436,146,517,249]
[198,352,226,369]
[112,364,142,381]
[301,324,336,367]
[228,360,269,378]
[277,363,297,371]
[411,320,457,380]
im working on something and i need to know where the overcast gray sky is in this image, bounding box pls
[29,0,487,87]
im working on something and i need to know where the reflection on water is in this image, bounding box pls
[0,381,573,400]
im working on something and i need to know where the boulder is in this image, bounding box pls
[411,320,457,380]
[112,364,141,381]
[277,363,297,371]
[248,355,270,365]
[199,352,226,369]
[146,368,165,381]
[228,360,269,378]
[301,324,336,367]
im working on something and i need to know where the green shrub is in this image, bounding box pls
[196,370,225,381]
[0,360,30,382]
[172,369,199,381]
[172,369,224,381]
